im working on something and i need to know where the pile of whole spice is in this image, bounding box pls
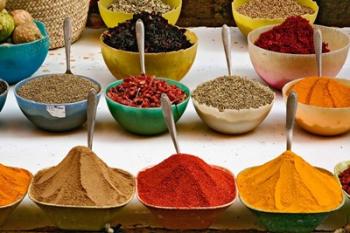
[103,12,192,53]
[237,150,343,212]
[192,76,274,112]
[339,166,350,195]
[0,164,32,206]
[107,75,187,108]
[237,0,314,19]
[108,0,172,14]
[137,154,236,207]
[17,74,100,104]
[255,16,330,54]
[30,146,135,206]
[292,77,350,108]
[0,80,7,95]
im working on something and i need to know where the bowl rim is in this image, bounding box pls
[0,79,9,98]
[247,24,350,57]
[100,28,198,55]
[334,160,350,199]
[238,166,346,214]
[28,166,136,209]
[282,78,350,110]
[0,20,49,48]
[14,74,103,106]
[136,164,237,210]
[105,77,191,111]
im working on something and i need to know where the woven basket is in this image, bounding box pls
[6,0,89,49]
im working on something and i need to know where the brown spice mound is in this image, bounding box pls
[31,146,135,206]
[0,81,7,95]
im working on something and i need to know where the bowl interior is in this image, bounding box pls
[0,79,9,97]
[334,161,350,199]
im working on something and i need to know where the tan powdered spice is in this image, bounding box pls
[31,146,135,206]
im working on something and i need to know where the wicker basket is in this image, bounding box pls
[6,0,89,49]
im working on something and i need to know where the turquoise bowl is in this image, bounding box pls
[0,21,49,85]
[14,75,102,132]
[105,79,190,135]
[0,79,9,112]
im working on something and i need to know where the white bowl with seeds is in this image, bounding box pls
[192,76,275,134]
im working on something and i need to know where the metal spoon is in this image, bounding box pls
[286,92,298,151]
[313,28,323,77]
[87,89,98,150]
[161,94,181,154]
[222,24,232,77]
[64,17,73,75]
[136,19,146,75]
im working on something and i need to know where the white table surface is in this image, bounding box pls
[0,27,349,231]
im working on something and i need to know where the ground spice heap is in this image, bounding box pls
[31,146,135,206]
[292,77,350,108]
[17,74,100,104]
[108,0,172,14]
[255,16,330,54]
[0,81,7,95]
[103,12,192,53]
[137,154,236,207]
[237,0,314,19]
[237,150,343,213]
[0,164,32,206]
[339,166,350,195]
[192,76,274,112]
[108,75,187,108]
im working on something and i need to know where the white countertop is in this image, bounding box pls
[0,27,349,231]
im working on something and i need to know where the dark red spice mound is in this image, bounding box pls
[107,75,187,108]
[339,166,350,195]
[254,16,330,54]
[137,154,236,208]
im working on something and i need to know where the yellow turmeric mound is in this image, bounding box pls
[292,77,350,108]
[237,151,343,213]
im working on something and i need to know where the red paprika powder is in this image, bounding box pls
[137,154,236,208]
[255,16,330,54]
[339,166,350,195]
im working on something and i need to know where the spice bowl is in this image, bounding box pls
[100,29,198,81]
[0,21,49,85]
[282,78,350,136]
[137,166,236,229]
[105,79,190,135]
[248,25,350,90]
[334,160,350,200]
[232,0,319,36]
[0,79,9,113]
[14,75,102,132]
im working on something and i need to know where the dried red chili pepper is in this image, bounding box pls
[339,166,350,195]
[255,16,330,54]
[107,75,187,108]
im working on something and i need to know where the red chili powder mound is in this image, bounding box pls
[255,16,330,54]
[137,154,236,208]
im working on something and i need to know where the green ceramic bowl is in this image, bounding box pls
[334,160,350,199]
[105,78,190,135]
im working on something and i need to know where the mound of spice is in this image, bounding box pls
[137,154,236,207]
[292,77,350,108]
[237,0,314,19]
[108,0,172,14]
[107,75,187,108]
[31,146,135,206]
[339,166,350,195]
[0,164,32,206]
[192,76,274,112]
[237,150,343,213]
[103,12,192,53]
[255,16,330,54]
[17,74,100,104]
[0,80,7,95]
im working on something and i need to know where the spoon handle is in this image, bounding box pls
[161,94,180,154]
[136,19,146,75]
[87,89,97,150]
[313,28,323,77]
[222,24,232,76]
[286,92,298,151]
[64,17,73,75]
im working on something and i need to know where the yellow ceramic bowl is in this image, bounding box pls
[282,78,350,136]
[100,29,198,81]
[232,0,319,36]
[98,0,182,28]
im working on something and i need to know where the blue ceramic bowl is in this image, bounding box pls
[14,75,102,132]
[0,79,9,112]
[0,21,49,85]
